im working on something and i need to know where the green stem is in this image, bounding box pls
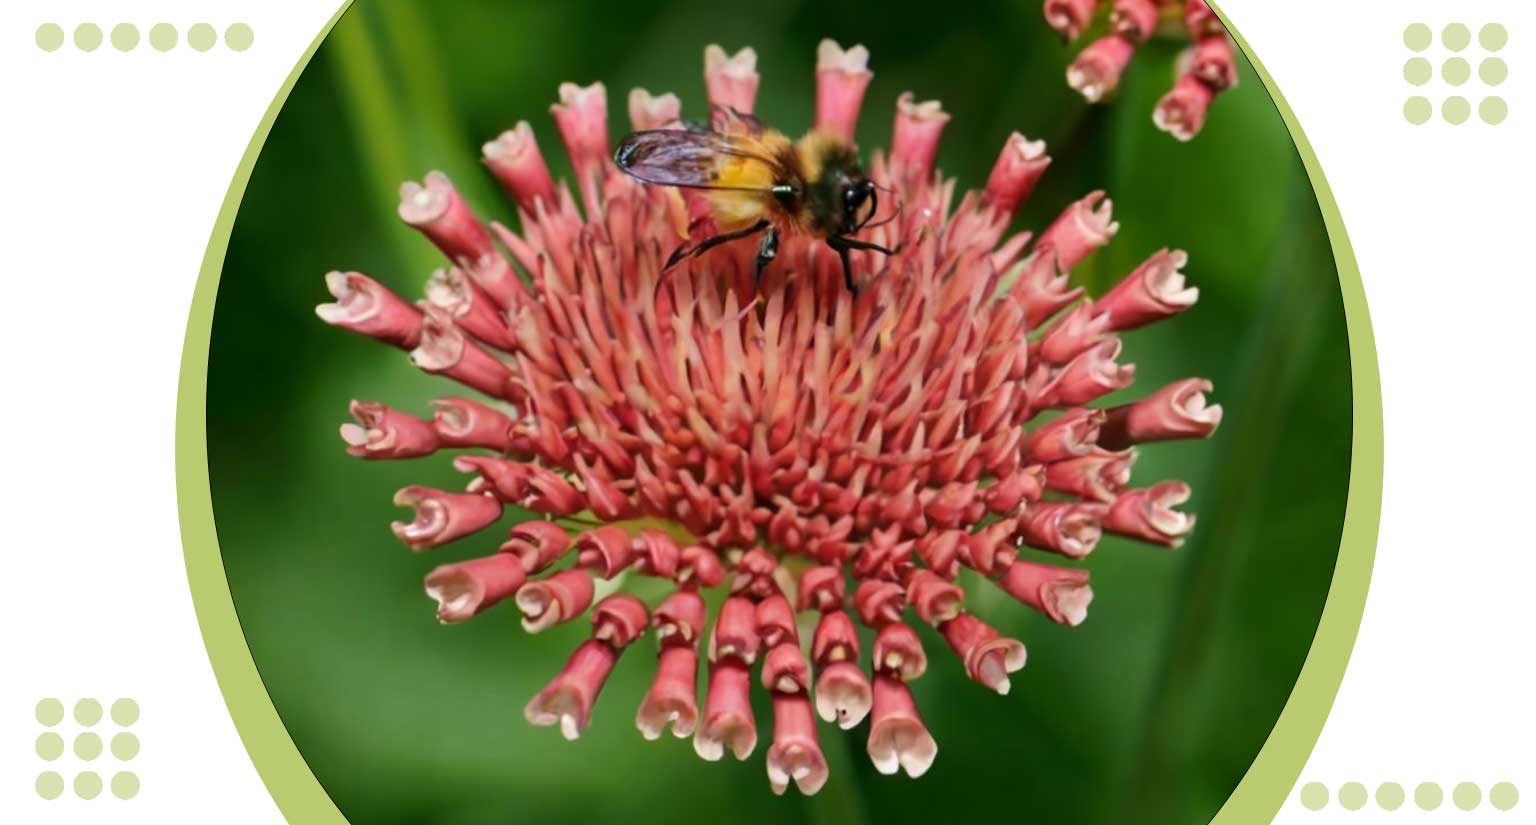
[326,10,438,276]
[372,0,500,213]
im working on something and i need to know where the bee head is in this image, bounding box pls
[841,179,877,231]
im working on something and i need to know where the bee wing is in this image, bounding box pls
[614,129,787,192]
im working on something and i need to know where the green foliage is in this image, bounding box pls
[207,2,1349,823]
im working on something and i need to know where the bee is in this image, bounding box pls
[614,108,899,293]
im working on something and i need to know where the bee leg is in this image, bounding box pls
[754,226,779,287]
[826,237,859,295]
[835,239,860,294]
[664,219,771,272]
[832,236,903,257]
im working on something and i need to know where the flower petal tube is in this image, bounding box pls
[317,40,1220,793]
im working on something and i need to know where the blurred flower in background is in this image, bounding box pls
[1046,0,1237,140]
[317,39,1221,795]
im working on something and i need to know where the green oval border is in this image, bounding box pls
[1205,2,1382,819]
[173,4,1381,823]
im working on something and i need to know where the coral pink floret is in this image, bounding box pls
[424,552,528,624]
[766,692,829,796]
[867,674,938,778]
[525,638,621,740]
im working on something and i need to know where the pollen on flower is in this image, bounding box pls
[317,39,1220,793]
[1047,0,1238,140]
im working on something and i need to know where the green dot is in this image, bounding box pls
[1377,782,1406,810]
[74,23,103,52]
[1416,782,1444,810]
[1454,782,1482,810]
[35,733,65,760]
[110,771,140,800]
[1404,23,1433,51]
[1480,23,1508,51]
[188,23,217,52]
[74,698,103,725]
[36,698,65,726]
[35,23,65,51]
[74,771,103,800]
[149,23,178,51]
[1300,782,1329,810]
[1443,57,1471,85]
[111,698,140,726]
[225,23,254,52]
[1479,96,1508,125]
[111,732,140,761]
[1443,96,1471,124]
[36,771,64,800]
[1404,97,1433,125]
[111,23,139,51]
[74,732,103,760]
[1443,23,1471,51]
[1404,57,1432,85]
[1338,782,1367,810]
[1480,58,1508,86]
[1490,782,1519,811]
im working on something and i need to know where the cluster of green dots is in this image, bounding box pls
[1299,781,1520,812]
[1403,23,1508,125]
[34,22,253,53]
[34,697,140,801]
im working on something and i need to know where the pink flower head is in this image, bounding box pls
[319,41,1219,793]
[1048,0,1238,139]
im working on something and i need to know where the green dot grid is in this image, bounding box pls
[34,23,253,52]
[1297,781,1520,812]
[34,697,141,801]
[1402,22,1509,125]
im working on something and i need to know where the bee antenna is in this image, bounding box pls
[861,199,904,232]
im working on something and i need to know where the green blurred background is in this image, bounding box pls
[207,1,1351,824]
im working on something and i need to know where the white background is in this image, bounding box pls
[0,1,1530,822]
